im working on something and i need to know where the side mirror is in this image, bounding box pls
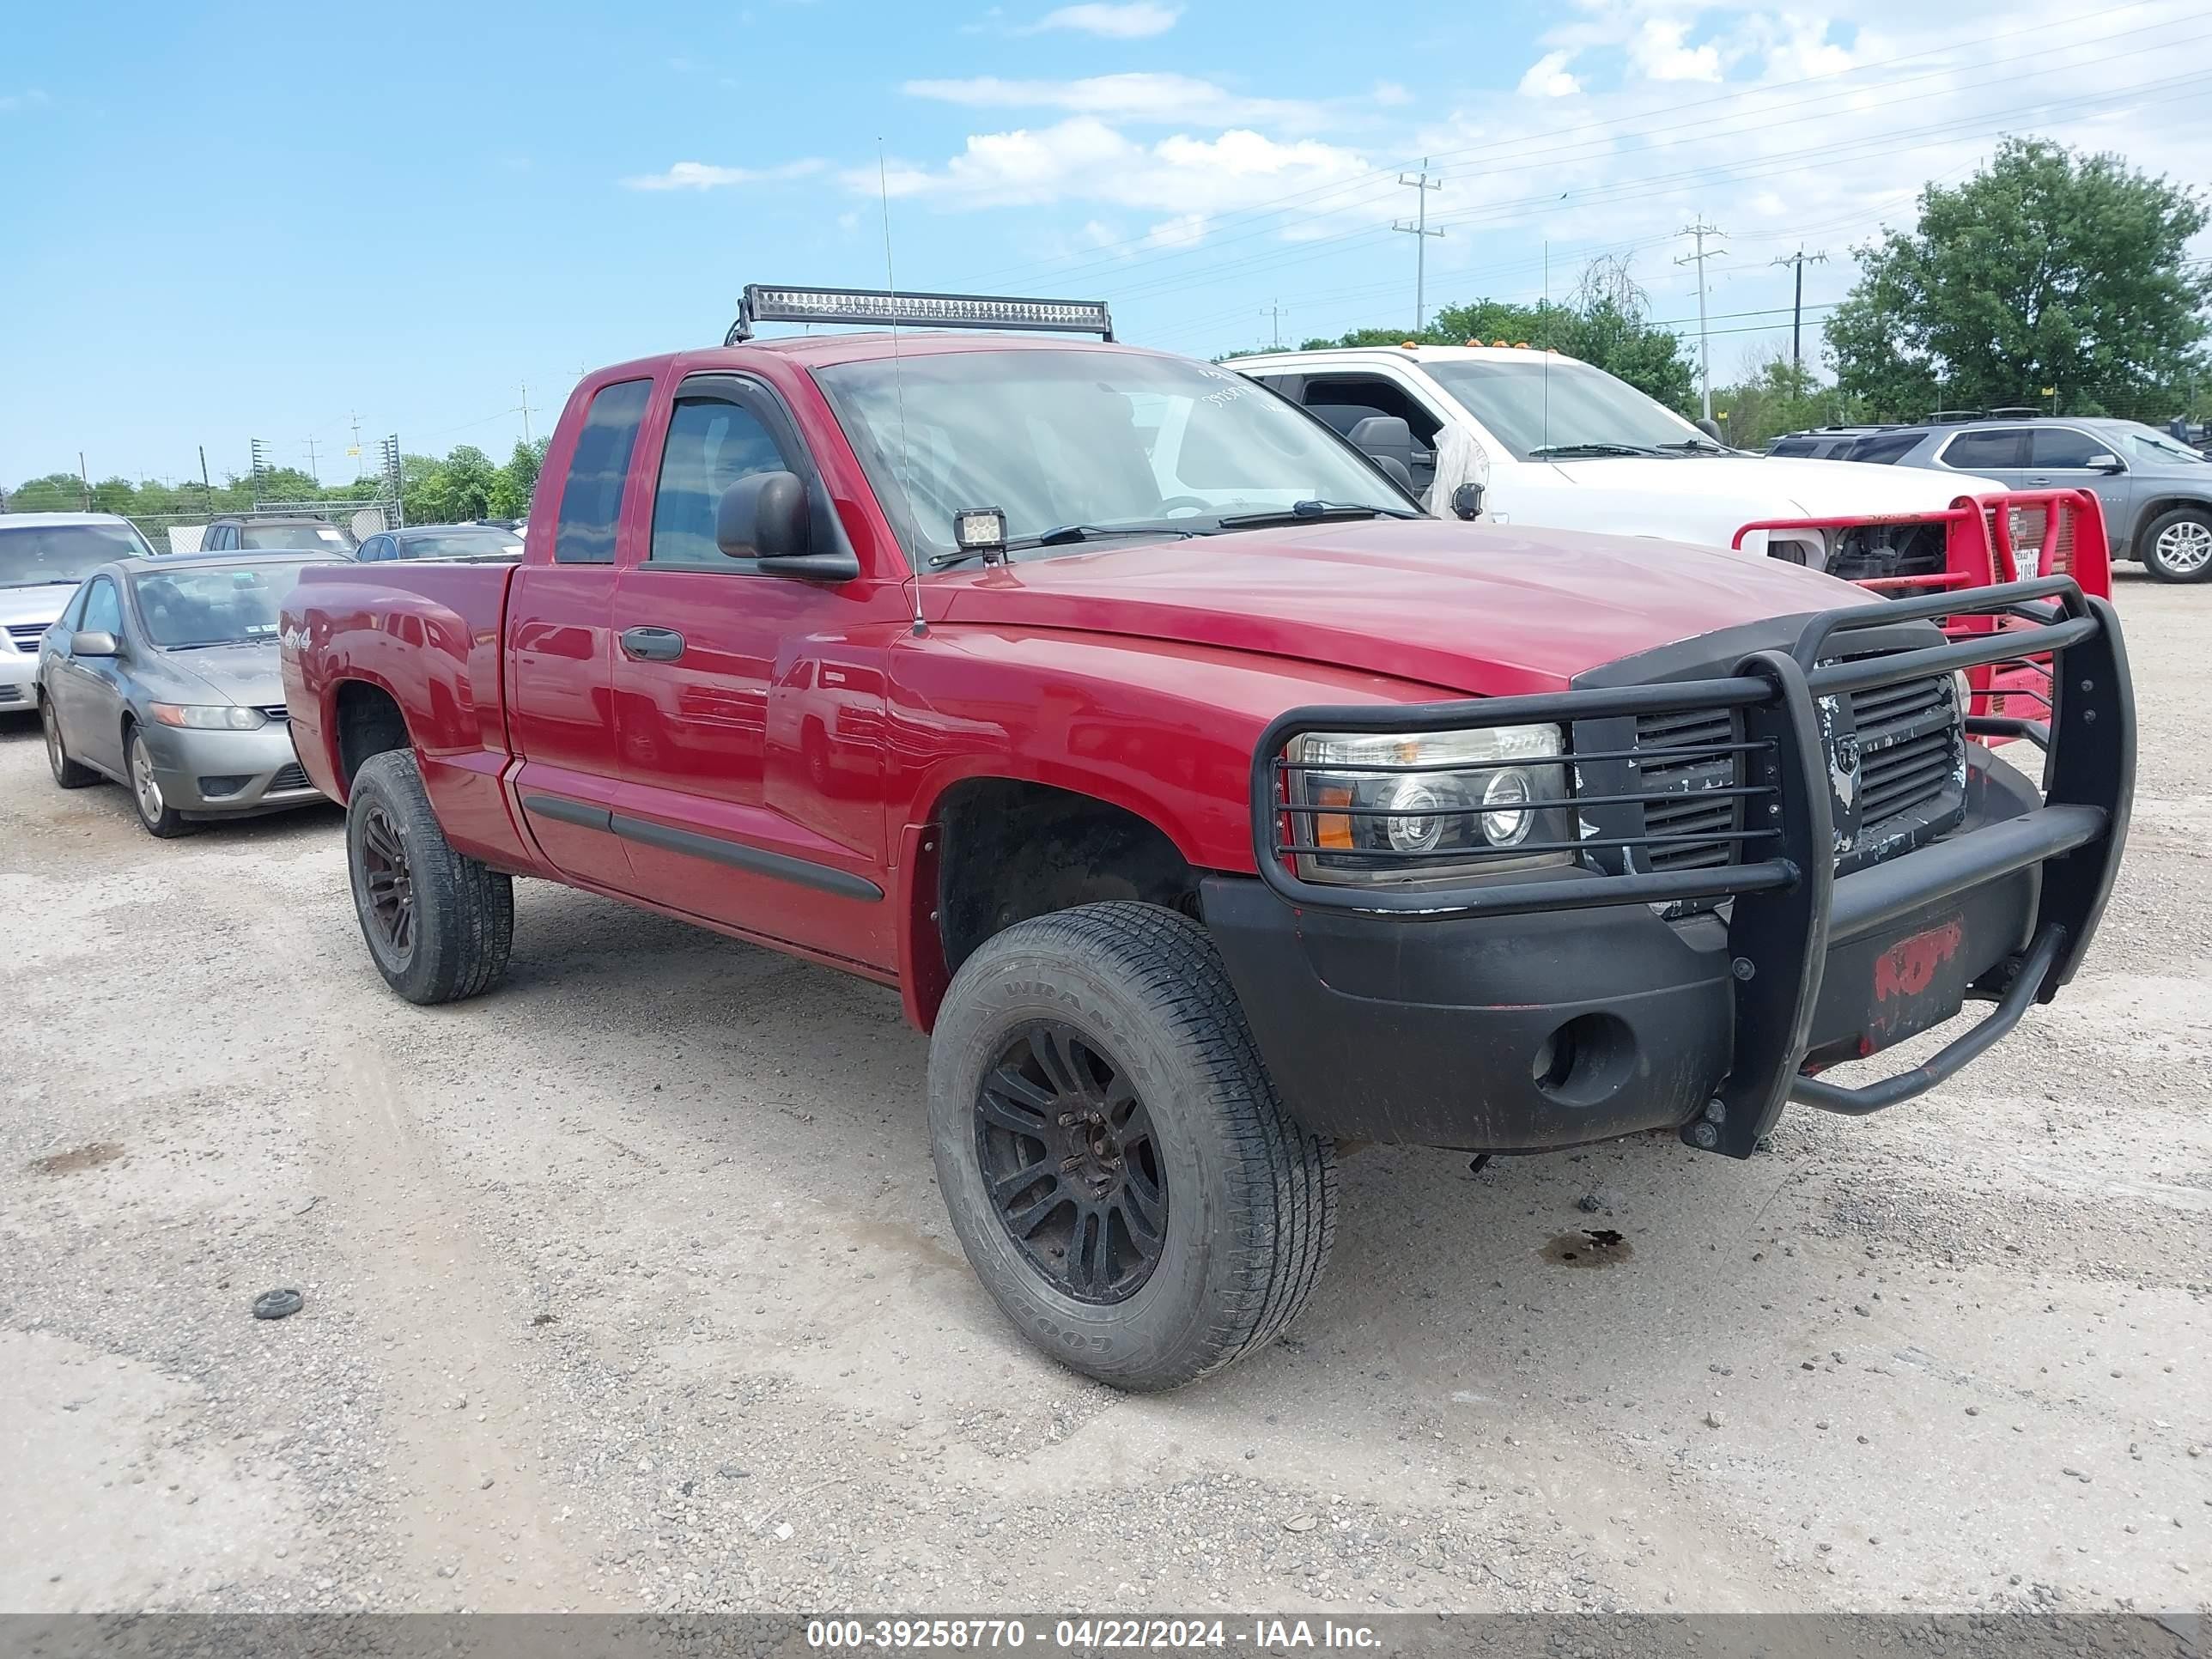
[71,629,118,657]
[712,472,862,581]
[1449,482,1486,521]
[1695,416,1724,442]
[717,471,812,561]
[2087,453,2124,473]
[1346,415,1415,483]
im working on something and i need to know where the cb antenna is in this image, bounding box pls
[880,139,925,639]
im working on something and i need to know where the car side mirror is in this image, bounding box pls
[1695,416,1724,442]
[2087,453,2124,473]
[1449,482,1486,521]
[714,471,860,580]
[1346,415,1415,484]
[71,629,118,657]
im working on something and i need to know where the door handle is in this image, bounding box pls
[619,626,685,663]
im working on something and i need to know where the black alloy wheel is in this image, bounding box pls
[975,1020,1170,1304]
[357,800,417,963]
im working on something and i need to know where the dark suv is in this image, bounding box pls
[199,515,357,556]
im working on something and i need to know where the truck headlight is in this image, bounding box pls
[150,702,266,731]
[1285,723,1573,884]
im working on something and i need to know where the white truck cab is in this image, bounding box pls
[1231,344,2001,562]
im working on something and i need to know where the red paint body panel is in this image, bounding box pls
[282,333,1923,1031]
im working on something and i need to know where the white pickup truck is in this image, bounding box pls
[1231,343,2000,565]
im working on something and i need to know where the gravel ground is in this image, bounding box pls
[1,569,2206,1620]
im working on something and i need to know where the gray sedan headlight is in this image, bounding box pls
[1285,723,1574,884]
[150,702,266,732]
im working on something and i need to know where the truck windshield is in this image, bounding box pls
[0,520,155,587]
[1422,358,1704,462]
[813,349,1413,568]
[2119,425,2208,465]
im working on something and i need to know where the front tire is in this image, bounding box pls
[126,726,193,837]
[928,902,1335,1391]
[2142,507,2212,582]
[41,696,96,788]
[346,750,514,1005]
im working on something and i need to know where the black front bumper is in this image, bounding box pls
[1212,579,2134,1158]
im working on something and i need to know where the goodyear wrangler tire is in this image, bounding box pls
[927,902,1336,1391]
[346,750,514,1006]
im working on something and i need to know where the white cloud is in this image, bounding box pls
[1517,51,1583,98]
[903,72,1321,129]
[0,88,50,113]
[1373,80,1413,107]
[1147,212,1209,246]
[1628,19,1723,82]
[860,118,1374,217]
[622,158,826,191]
[1022,1,1181,37]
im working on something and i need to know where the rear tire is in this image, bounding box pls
[346,750,514,1005]
[927,902,1335,1391]
[41,696,96,788]
[2141,507,2212,582]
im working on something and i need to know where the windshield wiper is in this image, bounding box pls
[1527,442,1667,459]
[1653,439,1738,455]
[927,522,1199,568]
[1213,500,1423,530]
[164,638,272,651]
[1,577,94,588]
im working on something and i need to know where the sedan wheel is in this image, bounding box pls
[127,728,192,837]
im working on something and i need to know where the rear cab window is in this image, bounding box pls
[555,380,653,564]
[1939,428,2030,471]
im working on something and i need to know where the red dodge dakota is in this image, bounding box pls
[282,285,2135,1390]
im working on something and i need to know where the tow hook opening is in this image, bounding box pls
[1529,1012,1637,1108]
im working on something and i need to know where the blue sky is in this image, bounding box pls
[3,0,2205,486]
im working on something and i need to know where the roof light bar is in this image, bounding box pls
[726,284,1114,345]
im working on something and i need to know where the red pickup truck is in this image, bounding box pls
[283,285,2135,1391]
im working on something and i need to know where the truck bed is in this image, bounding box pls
[282,559,527,867]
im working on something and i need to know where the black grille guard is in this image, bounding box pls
[1247,577,2136,1154]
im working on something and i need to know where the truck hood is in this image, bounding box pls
[0,583,79,631]
[1537,455,2003,541]
[937,520,1874,696]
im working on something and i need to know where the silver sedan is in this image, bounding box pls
[36,552,339,837]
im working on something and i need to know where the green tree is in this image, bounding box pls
[488,437,547,520]
[1828,137,2212,418]
[1711,351,1867,448]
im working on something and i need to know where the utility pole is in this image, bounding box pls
[1261,301,1289,350]
[78,453,92,511]
[302,436,320,484]
[518,381,534,447]
[348,411,366,478]
[1675,218,1728,420]
[1770,247,1829,369]
[1392,159,1444,333]
[198,445,214,514]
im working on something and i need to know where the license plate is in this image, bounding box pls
[1867,914,1969,1048]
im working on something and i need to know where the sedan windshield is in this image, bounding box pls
[240,522,354,551]
[0,521,154,587]
[130,561,327,648]
[1422,358,1705,461]
[812,349,1413,568]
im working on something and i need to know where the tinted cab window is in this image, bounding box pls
[2030,428,2111,468]
[649,397,793,568]
[556,380,653,564]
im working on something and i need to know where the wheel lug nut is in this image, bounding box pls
[1058,1111,1081,1127]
